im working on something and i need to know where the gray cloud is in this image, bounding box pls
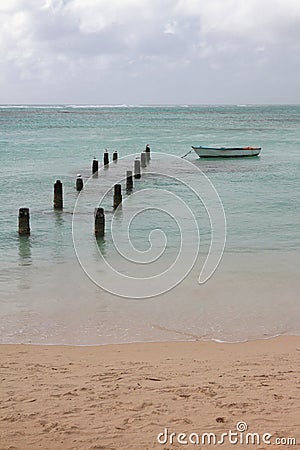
[0,0,300,103]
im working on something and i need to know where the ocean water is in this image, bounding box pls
[0,105,299,344]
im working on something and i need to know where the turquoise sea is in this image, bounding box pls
[0,105,299,344]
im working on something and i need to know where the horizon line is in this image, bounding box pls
[1,103,300,107]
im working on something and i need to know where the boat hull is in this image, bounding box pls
[192,146,261,157]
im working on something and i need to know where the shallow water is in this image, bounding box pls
[0,105,299,344]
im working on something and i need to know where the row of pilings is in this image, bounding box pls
[18,145,151,237]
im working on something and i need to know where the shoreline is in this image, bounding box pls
[1,336,299,449]
[1,330,298,347]
[1,250,299,346]
[1,333,299,352]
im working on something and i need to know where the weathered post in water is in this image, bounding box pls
[134,158,141,179]
[141,152,147,168]
[53,180,63,209]
[94,207,105,237]
[92,158,99,175]
[113,184,122,209]
[145,144,151,162]
[113,151,118,162]
[18,208,30,236]
[126,170,133,191]
[104,152,109,167]
[76,174,83,191]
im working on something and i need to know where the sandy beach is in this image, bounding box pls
[0,336,299,449]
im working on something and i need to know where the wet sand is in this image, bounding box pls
[0,336,299,449]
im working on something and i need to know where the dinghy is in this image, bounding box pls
[191,145,261,157]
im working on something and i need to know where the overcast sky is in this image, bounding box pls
[0,0,300,104]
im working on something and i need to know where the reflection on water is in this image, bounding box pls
[52,210,66,262]
[18,235,32,266]
[192,155,262,174]
[54,210,64,227]
[95,236,107,258]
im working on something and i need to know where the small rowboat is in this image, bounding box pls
[192,145,261,157]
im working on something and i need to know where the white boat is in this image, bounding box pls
[192,145,261,157]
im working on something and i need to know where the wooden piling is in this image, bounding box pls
[113,184,122,209]
[18,208,30,236]
[53,180,63,209]
[134,158,141,179]
[145,144,151,162]
[113,151,118,162]
[92,158,99,175]
[126,170,133,191]
[94,208,105,237]
[76,174,83,191]
[141,152,147,168]
[104,152,109,167]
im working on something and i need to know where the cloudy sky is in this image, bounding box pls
[0,0,300,104]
